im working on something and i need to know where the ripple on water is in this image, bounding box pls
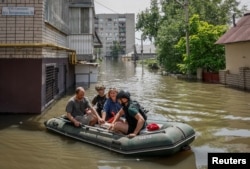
[223,115,250,121]
[214,128,250,137]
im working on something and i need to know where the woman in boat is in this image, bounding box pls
[102,87,122,123]
[110,90,147,138]
[91,84,107,117]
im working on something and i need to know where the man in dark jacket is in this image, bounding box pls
[110,90,146,138]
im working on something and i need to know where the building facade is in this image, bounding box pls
[0,0,99,113]
[216,12,250,91]
[95,13,135,57]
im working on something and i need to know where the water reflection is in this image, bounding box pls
[0,59,250,169]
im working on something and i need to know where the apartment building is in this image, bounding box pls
[0,0,100,113]
[95,13,135,57]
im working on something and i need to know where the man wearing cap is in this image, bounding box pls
[110,90,146,138]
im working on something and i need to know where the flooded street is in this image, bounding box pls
[0,59,250,169]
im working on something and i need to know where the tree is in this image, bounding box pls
[175,14,227,74]
[136,0,160,41]
[110,41,122,59]
[155,0,186,72]
[189,0,245,25]
[136,0,246,73]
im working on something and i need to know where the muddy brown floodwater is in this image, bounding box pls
[0,59,250,169]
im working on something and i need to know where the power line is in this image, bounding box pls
[95,0,119,14]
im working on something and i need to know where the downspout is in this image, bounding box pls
[0,43,77,64]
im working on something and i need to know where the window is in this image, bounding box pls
[106,37,113,41]
[69,8,89,34]
[45,0,69,33]
[81,8,89,33]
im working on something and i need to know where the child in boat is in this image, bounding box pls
[102,87,122,123]
[91,84,107,117]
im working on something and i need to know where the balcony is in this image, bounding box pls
[68,34,94,56]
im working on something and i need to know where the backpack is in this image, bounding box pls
[130,100,148,120]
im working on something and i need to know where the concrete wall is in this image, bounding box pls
[125,14,135,56]
[0,59,42,113]
[75,64,98,87]
[225,42,250,74]
[218,42,250,91]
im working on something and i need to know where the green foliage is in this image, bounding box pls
[110,41,122,59]
[142,59,160,69]
[156,18,184,72]
[175,14,227,73]
[136,0,246,74]
[189,0,243,25]
[136,0,160,40]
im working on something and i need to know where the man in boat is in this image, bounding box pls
[110,90,147,138]
[66,87,104,127]
[91,84,107,117]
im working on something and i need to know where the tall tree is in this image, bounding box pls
[189,0,243,25]
[136,0,160,41]
[137,0,246,73]
[175,14,227,74]
[110,41,122,59]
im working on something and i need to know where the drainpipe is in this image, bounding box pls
[0,43,77,64]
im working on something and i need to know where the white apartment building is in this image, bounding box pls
[95,13,135,57]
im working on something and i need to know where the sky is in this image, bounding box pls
[94,0,250,44]
[95,0,151,15]
[94,0,250,17]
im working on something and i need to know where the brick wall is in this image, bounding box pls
[0,0,44,59]
[219,67,250,91]
[0,0,69,59]
[43,23,67,46]
[246,69,250,90]
[0,0,43,44]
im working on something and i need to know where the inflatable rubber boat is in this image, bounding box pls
[44,115,195,156]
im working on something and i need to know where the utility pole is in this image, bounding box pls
[141,34,144,74]
[184,0,190,77]
[133,44,137,66]
[176,0,190,76]
[184,0,189,58]
[135,35,144,74]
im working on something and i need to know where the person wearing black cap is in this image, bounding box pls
[110,90,147,138]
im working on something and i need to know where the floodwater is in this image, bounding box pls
[0,59,250,169]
